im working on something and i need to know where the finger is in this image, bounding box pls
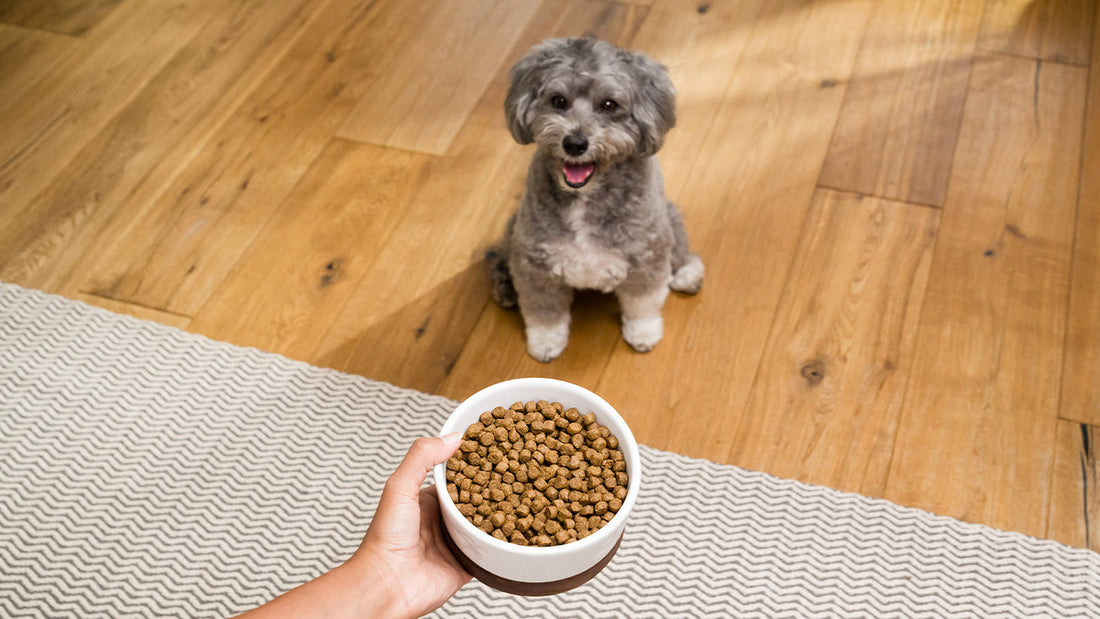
[419,487,472,581]
[378,433,463,515]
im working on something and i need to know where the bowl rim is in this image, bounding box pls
[432,377,641,559]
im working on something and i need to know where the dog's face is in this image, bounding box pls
[505,38,676,190]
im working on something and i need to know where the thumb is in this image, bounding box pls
[382,433,464,505]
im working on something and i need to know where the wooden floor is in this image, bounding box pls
[1,0,1097,551]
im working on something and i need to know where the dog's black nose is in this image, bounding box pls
[562,134,588,156]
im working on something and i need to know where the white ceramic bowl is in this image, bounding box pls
[433,378,641,594]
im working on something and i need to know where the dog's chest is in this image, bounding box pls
[548,201,630,292]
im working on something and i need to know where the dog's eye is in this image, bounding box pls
[600,99,620,113]
[550,95,568,110]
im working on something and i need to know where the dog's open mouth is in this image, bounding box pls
[562,161,595,188]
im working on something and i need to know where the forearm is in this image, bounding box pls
[234,560,407,619]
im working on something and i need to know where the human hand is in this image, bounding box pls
[236,433,470,619]
[347,433,472,617]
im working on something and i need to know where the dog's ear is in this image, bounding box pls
[505,45,555,144]
[506,39,578,144]
[625,51,676,157]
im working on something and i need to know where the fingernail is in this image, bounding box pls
[441,430,463,444]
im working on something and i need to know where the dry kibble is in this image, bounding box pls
[445,400,629,547]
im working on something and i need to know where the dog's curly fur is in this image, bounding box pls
[488,37,704,362]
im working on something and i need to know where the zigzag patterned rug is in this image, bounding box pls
[1,282,1097,618]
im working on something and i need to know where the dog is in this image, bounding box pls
[487,37,704,362]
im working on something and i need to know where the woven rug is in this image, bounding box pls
[1,282,1097,618]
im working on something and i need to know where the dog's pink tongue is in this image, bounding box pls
[563,162,594,185]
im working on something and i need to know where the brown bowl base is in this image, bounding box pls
[441,525,624,596]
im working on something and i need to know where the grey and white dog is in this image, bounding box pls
[488,37,704,362]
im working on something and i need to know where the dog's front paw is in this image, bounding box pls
[670,254,704,294]
[526,321,570,362]
[622,315,663,352]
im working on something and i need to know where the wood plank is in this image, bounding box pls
[885,54,1087,539]
[336,0,539,155]
[187,140,435,359]
[0,0,325,293]
[818,0,983,208]
[627,0,764,200]
[1060,3,1100,425]
[317,0,651,395]
[726,190,938,497]
[438,0,766,401]
[589,0,875,463]
[0,0,123,36]
[73,292,191,329]
[1047,421,1099,551]
[0,0,217,230]
[65,0,449,316]
[0,24,74,102]
[977,0,1097,65]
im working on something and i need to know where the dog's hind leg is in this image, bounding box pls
[666,201,704,294]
